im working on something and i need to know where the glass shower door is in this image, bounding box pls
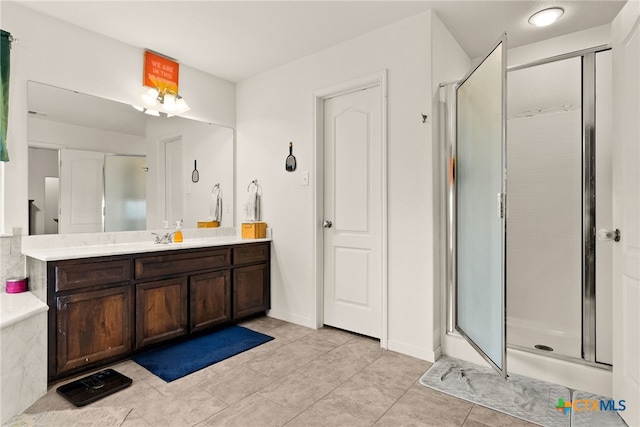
[104,155,147,232]
[455,36,507,376]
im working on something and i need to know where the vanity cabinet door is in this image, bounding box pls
[232,263,270,319]
[56,284,133,375]
[136,277,188,349]
[190,270,231,333]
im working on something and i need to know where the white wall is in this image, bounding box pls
[236,11,468,360]
[183,125,234,229]
[430,12,472,357]
[146,118,234,230]
[0,1,236,234]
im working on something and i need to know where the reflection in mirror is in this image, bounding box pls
[27,81,234,235]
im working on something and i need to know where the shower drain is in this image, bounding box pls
[534,344,554,352]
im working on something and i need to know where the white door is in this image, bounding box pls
[44,177,59,234]
[164,138,184,226]
[612,3,640,425]
[323,85,382,338]
[58,149,104,234]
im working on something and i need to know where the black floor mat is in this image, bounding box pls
[56,369,132,407]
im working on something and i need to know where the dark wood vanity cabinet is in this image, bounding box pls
[135,277,188,348]
[47,241,270,381]
[133,247,231,350]
[48,256,134,379]
[233,264,270,318]
[190,270,231,332]
[232,244,271,318]
[55,284,133,374]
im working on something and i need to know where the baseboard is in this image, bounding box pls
[387,339,437,362]
[265,309,316,329]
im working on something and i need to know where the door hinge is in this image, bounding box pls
[498,193,506,219]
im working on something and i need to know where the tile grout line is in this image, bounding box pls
[195,325,360,426]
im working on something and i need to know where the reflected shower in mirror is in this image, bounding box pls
[27,81,234,235]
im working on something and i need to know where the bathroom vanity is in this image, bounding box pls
[25,236,270,382]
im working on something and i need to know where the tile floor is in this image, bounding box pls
[19,317,537,426]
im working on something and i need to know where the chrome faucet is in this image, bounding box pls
[151,232,175,244]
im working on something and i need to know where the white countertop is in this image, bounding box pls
[22,236,271,261]
[0,292,49,330]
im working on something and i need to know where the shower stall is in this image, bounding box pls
[444,44,614,371]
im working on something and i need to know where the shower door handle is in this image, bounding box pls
[598,228,620,242]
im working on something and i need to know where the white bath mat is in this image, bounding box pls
[419,355,570,427]
[570,391,628,427]
[5,406,132,426]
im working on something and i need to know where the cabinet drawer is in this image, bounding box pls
[55,259,131,292]
[135,248,231,279]
[233,243,270,265]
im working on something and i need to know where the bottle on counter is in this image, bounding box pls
[174,220,183,243]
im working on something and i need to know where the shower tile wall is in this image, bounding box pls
[506,110,582,358]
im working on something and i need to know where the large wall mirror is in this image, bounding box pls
[27,81,234,235]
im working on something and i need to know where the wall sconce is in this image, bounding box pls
[141,86,190,115]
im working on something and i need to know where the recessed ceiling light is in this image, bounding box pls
[528,7,564,27]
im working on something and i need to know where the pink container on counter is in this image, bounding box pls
[6,278,28,294]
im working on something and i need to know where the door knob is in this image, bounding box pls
[323,220,333,228]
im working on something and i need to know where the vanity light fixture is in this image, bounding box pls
[132,104,162,116]
[141,86,190,115]
[528,7,564,27]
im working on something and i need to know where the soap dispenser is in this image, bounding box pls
[174,220,183,243]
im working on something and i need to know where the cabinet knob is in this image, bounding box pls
[323,220,333,229]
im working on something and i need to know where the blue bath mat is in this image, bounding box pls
[133,325,273,382]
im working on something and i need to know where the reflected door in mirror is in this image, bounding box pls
[59,149,105,234]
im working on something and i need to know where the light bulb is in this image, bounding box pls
[176,96,191,113]
[141,88,159,106]
[163,93,177,111]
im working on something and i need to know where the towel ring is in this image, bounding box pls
[212,183,222,197]
[247,179,262,194]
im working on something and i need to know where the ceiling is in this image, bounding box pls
[17,0,626,83]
